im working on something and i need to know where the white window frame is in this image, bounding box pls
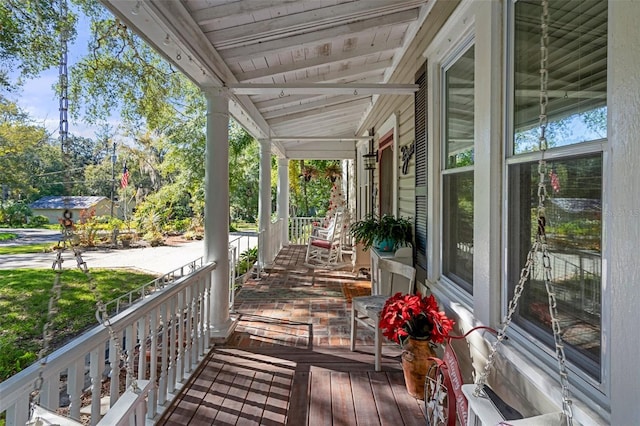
[440,41,476,295]
[502,0,610,409]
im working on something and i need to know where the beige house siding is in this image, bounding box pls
[32,200,111,224]
[397,96,415,219]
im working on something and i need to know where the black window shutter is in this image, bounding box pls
[414,63,428,284]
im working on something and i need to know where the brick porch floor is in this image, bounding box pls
[157,245,426,425]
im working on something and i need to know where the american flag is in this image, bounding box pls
[120,165,130,189]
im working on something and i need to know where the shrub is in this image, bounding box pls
[76,208,99,246]
[28,215,50,227]
[236,247,259,277]
[1,201,32,226]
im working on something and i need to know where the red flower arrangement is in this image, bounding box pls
[379,293,455,346]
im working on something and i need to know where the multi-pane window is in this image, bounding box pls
[442,45,475,293]
[507,0,606,380]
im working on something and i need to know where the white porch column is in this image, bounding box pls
[258,139,272,263]
[204,89,235,341]
[277,158,289,245]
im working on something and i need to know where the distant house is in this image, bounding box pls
[29,196,111,224]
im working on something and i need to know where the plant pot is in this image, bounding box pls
[374,238,395,252]
[401,338,436,399]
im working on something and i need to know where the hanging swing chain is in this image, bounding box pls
[473,0,573,423]
[30,223,139,419]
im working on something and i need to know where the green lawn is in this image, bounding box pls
[0,232,17,241]
[0,243,54,255]
[0,268,157,382]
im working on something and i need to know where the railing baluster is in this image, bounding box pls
[167,296,176,394]
[137,317,147,381]
[147,307,158,419]
[89,346,105,425]
[184,286,193,374]
[67,358,84,421]
[158,301,168,407]
[125,324,136,389]
[109,334,119,405]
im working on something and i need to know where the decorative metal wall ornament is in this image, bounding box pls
[401,141,415,175]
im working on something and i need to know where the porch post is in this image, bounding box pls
[258,139,272,264]
[277,157,289,245]
[204,88,236,341]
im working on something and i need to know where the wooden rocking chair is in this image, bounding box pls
[305,210,344,268]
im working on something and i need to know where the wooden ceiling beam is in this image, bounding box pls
[267,98,372,125]
[234,40,402,82]
[229,83,418,96]
[219,9,417,62]
[193,0,299,26]
[243,59,390,84]
[251,75,383,107]
[272,136,370,142]
[262,95,371,120]
[209,0,425,49]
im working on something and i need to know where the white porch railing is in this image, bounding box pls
[0,262,217,426]
[104,257,205,315]
[257,218,285,273]
[289,216,323,245]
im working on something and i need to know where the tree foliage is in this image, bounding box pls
[0,0,337,232]
[0,0,77,90]
[0,96,50,199]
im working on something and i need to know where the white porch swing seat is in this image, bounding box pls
[305,210,345,268]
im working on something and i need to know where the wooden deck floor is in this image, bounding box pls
[158,246,426,425]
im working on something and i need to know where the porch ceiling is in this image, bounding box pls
[100,0,431,159]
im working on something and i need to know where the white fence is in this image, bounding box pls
[0,263,217,426]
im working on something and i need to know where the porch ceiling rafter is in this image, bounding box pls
[229,83,419,96]
[218,9,418,63]
[245,59,391,85]
[191,0,300,27]
[234,40,403,82]
[262,95,371,120]
[266,98,372,126]
[271,136,370,142]
[272,115,362,135]
[252,76,385,110]
[207,0,427,50]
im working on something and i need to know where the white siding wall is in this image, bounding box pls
[397,96,416,219]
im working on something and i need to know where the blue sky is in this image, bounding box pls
[8,8,120,140]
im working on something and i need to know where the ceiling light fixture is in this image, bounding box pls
[162,34,170,46]
[131,1,141,15]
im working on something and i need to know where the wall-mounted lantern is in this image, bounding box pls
[363,150,378,170]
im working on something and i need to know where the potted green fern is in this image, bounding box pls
[349,214,413,252]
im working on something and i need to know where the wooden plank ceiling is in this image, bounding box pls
[101,0,431,159]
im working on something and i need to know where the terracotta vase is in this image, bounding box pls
[401,338,436,399]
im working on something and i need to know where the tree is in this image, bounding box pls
[288,160,338,217]
[0,96,50,199]
[0,0,77,91]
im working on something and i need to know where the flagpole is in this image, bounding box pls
[123,186,127,222]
